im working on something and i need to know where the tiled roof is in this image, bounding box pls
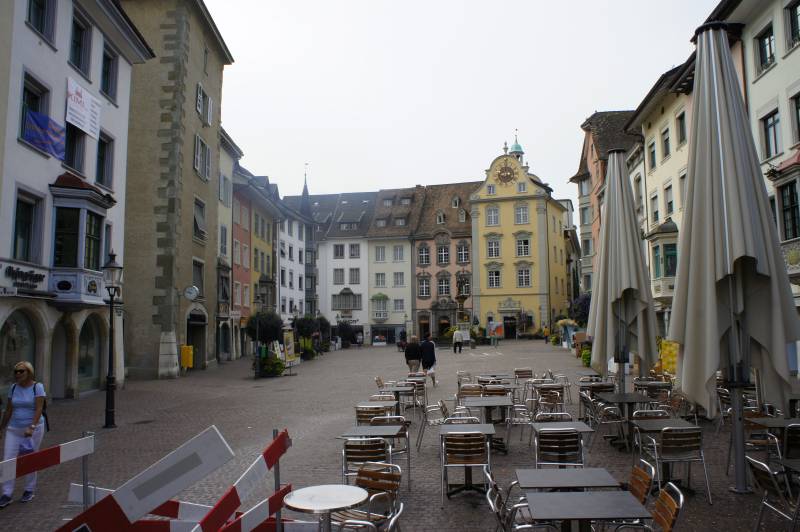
[284,192,377,240]
[570,137,591,183]
[624,65,684,132]
[580,111,639,160]
[365,186,425,238]
[414,181,481,238]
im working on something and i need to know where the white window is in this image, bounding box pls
[488,270,501,288]
[487,184,496,195]
[234,281,241,305]
[580,206,590,225]
[517,268,531,287]
[243,284,249,306]
[488,240,500,258]
[349,243,360,258]
[665,185,674,215]
[418,278,430,297]
[194,135,211,179]
[393,299,404,312]
[233,239,241,264]
[334,244,345,259]
[418,245,430,265]
[393,272,404,287]
[437,245,450,264]
[195,83,213,125]
[438,277,450,296]
[458,209,466,223]
[242,245,249,269]
[349,268,360,284]
[393,245,404,261]
[516,238,530,256]
[383,198,393,207]
[578,179,590,196]
[517,181,527,193]
[376,219,387,227]
[333,268,344,284]
[661,127,671,159]
[219,225,227,256]
[457,244,469,263]
[486,207,499,226]
[515,204,529,224]
[394,217,406,226]
[651,195,659,224]
[451,196,460,208]
[436,212,445,224]
[375,246,385,262]
[193,199,207,241]
[375,272,386,287]
[458,276,470,296]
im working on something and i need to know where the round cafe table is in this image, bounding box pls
[284,484,368,532]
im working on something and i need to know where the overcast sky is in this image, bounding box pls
[206,0,718,206]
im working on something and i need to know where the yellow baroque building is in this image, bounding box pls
[470,140,569,337]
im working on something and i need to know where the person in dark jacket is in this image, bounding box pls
[420,334,437,387]
[404,335,422,373]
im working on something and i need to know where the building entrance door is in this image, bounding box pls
[503,316,517,339]
[187,311,207,368]
[438,317,451,338]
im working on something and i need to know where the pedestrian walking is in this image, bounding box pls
[0,362,47,507]
[421,334,437,387]
[404,335,422,373]
[452,329,463,353]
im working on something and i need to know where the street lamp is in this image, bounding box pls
[102,251,123,429]
[254,295,262,378]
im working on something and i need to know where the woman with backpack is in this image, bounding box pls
[0,361,47,507]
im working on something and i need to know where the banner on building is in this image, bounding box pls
[66,77,101,139]
[22,109,65,159]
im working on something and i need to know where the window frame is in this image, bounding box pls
[437,277,450,296]
[418,245,430,266]
[756,24,776,72]
[13,191,43,264]
[64,123,86,173]
[349,243,360,259]
[95,131,114,189]
[333,244,345,259]
[192,259,205,297]
[488,269,501,289]
[100,44,118,101]
[26,0,56,42]
[375,245,385,262]
[349,267,360,285]
[780,181,800,240]
[486,207,499,226]
[19,71,50,143]
[676,112,687,145]
[457,243,469,263]
[517,267,531,288]
[514,204,529,224]
[487,239,500,258]
[661,127,671,159]
[762,109,781,159]
[393,271,404,287]
[333,268,344,285]
[375,272,386,287]
[789,1,800,48]
[516,238,530,257]
[69,12,92,77]
[437,244,450,265]
[193,198,207,241]
[665,184,674,215]
[418,277,430,297]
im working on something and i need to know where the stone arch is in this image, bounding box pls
[0,304,51,393]
[50,315,79,398]
[76,313,108,392]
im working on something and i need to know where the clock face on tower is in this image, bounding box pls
[496,161,516,184]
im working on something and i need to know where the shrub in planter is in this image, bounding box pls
[581,348,592,367]
[300,348,316,361]
[260,356,285,377]
[549,334,560,345]
[321,341,331,352]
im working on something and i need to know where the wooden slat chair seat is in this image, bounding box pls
[650,483,684,532]
[370,394,396,402]
[630,410,669,464]
[588,382,615,398]
[534,428,584,468]
[356,405,391,425]
[417,399,465,450]
[342,438,392,484]
[514,368,534,384]
[441,431,491,505]
[596,459,656,531]
[332,462,402,528]
[716,387,732,433]
[483,384,510,396]
[640,427,712,504]
[457,384,484,405]
[537,389,563,413]
[727,409,782,475]
[533,412,572,423]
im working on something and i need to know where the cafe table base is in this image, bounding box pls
[445,465,487,498]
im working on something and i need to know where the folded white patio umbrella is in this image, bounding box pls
[669,22,800,492]
[587,150,659,393]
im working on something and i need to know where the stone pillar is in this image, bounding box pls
[470,205,481,323]
[159,331,179,378]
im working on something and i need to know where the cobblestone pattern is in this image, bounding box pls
[0,340,773,530]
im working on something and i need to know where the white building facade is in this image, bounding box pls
[277,209,311,323]
[0,0,152,397]
[217,129,239,359]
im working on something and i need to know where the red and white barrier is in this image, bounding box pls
[56,426,234,532]
[130,520,198,532]
[66,483,226,523]
[219,484,292,532]
[192,429,291,532]
[0,434,93,483]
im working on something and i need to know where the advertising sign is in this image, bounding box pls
[283,330,298,367]
[66,77,101,139]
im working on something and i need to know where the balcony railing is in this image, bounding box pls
[373,310,388,322]
[651,276,675,302]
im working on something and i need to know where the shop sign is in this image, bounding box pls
[0,286,18,296]
[66,77,101,139]
[3,264,47,290]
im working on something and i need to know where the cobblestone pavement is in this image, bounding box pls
[0,340,774,530]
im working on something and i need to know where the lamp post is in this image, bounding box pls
[254,295,261,378]
[102,252,123,429]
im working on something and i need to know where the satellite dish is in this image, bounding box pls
[183,285,200,301]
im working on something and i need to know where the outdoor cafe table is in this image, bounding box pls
[575,369,599,377]
[355,401,397,410]
[476,372,511,379]
[781,459,800,472]
[340,425,410,487]
[630,418,697,487]
[530,421,594,434]
[515,467,618,490]
[595,392,651,419]
[463,396,513,452]
[284,484,368,532]
[439,424,495,497]
[380,384,414,416]
[749,417,800,430]
[524,491,650,532]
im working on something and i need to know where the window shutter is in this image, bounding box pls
[194,135,201,170]
[196,84,203,114]
[204,143,211,178]
[206,97,213,124]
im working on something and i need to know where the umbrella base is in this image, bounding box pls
[728,485,753,494]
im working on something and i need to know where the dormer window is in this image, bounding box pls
[451,197,460,208]
[394,217,406,226]
[376,219,387,227]
[458,209,466,223]
[383,198,393,207]
[517,181,527,193]
[436,211,445,224]
[400,197,411,205]
[487,184,496,195]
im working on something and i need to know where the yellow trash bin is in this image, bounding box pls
[180,344,194,369]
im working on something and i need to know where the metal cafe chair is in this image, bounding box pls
[748,455,800,531]
[444,415,481,424]
[716,387,732,434]
[726,409,782,475]
[485,466,558,532]
[640,427,712,504]
[595,459,656,531]
[537,389,564,413]
[331,462,402,529]
[440,431,490,505]
[370,394,396,402]
[370,415,411,488]
[456,370,473,387]
[506,398,537,444]
[514,368,534,384]
[356,405,391,426]
[338,502,405,532]
[416,399,470,451]
[615,482,685,532]
[590,403,627,452]
[630,409,670,464]
[533,428,584,469]
[552,373,573,404]
[457,383,484,406]
[530,412,572,446]
[342,438,392,484]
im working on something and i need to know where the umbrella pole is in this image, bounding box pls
[727,275,751,493]
[618,299,627,394]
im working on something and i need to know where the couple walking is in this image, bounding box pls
[404,335,436,386]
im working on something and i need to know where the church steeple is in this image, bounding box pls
[300,162,311,216]
[509,129,524,162]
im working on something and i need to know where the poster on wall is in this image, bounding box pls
[66,77,101,139]
[283,330,298,367]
